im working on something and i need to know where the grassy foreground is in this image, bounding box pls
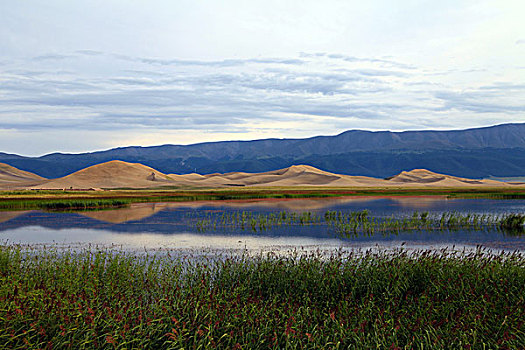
[1,247,524,349]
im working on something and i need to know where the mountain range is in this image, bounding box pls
[1,123,524,179]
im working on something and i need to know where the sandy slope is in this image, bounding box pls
[388,169,509,187]
[0,161,520,190]
[0,163,46,189]
[0,163,45,183]
[170,165,388,187]
[32,160,177,189]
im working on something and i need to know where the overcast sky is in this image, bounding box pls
[1,0,524,156]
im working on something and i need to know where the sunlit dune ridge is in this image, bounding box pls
[0,160,521,190]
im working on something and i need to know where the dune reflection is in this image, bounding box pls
[79,196,450,224]
[0,211,30,224]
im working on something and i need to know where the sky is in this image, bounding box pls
[0,0,524,156]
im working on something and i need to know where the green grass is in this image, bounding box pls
[499,214,525,231]
[0,198,131,211]
[0,246,524,349]
[2,187,525,206]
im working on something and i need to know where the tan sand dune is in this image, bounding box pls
[169,173,206,181]
[4,160,518,190]
[201,165,348,187]
[388,169,510,187]
[0,163,45,181]
[0,163,47,189]
[243,166,388,187]
[32,160,177,189]
[219,172,259,180]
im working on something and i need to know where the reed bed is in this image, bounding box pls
[0,199,131,211]
[0,246,523,349]
[191,210,525,236]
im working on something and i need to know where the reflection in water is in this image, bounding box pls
[80,203,174,223]
[0,211,29,224]
[0,197,524,252]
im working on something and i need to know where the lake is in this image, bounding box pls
[1,196,524,253]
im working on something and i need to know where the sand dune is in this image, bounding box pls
[0,161,519,190]
[0,163,46,189]
[176,165,387,187]
[0,163,45,182]
[388,169,508,187]
[32,160,176,189]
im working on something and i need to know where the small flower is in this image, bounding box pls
[106,335,116,344]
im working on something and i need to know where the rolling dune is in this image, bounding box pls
[388,169,509,187]
[0,161,520,190]
[31,160,177,189]
[0,163,46,189]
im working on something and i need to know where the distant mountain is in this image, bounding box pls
[1,123,524,179]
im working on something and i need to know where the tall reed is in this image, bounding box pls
[0,246,523,349]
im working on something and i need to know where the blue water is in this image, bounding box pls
[0,197,524,252]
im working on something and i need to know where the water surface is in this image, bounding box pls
[1,197,524,252]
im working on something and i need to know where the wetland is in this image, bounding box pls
[1,194,524,348]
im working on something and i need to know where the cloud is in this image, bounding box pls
[434,90,525,113]
[0,50,523,154]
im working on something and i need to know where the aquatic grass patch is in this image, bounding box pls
[0,198,131,211]
[190,209,525,236]
[499,213,525,231]
[0,246,524,349]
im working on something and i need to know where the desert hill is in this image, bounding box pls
[32,160,177,189]
[0,162,45,182]
[388,169,508,187]
[0,162,46,189]
[0,161,519,190]
[169,165,387,187]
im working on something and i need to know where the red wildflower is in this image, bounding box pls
[330,311,335,321]
[106,335,116,344]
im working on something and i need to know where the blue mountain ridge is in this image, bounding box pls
[1,123,524,179]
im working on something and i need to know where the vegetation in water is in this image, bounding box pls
[0,246,523,349]
[499,213,525,231]
[190,210,525,236]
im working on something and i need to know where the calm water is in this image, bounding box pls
[1,197,524,252]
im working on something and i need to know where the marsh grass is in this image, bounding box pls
[191,210,525,236]
[2,187,525,209]
[0,246,524,349]
[0,199,131,211]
